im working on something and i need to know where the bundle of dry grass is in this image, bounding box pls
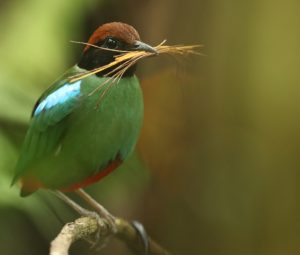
[67,40,201,101]
[69,40,201,82]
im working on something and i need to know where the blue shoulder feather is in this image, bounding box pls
[12,79,83,184]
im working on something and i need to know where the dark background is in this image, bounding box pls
[0,0,299,254]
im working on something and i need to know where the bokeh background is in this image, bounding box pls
[1,0,300,254]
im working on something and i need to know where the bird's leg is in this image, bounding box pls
[54,191,111,247]
[54,190,94,216]
[75,189,116,232]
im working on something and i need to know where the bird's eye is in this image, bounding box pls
[104,37,118,49]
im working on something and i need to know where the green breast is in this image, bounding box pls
[58,74,143,186]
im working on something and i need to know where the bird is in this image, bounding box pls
[12,22,157,197]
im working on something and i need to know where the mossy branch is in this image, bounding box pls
[50,215,170,255]
[50,191,171,255]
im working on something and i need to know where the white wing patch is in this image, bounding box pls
[34,80,81,116]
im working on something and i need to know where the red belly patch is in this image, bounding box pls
[20,159,122,196]
[60,159,122,192]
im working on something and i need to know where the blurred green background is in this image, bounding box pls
[1,0,300,254]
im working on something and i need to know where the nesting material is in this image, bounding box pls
[68,40,202,83]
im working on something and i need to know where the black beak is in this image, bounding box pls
[131,40,158,54]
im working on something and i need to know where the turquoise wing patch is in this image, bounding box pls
[12,80,82,184]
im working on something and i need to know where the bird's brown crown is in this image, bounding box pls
[84,22,140,52]
[78,22,156,77]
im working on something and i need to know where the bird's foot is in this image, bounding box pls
[75,189,117,232]
[85,209,116,234]
[131,220,149,255]
[79,210,113,250]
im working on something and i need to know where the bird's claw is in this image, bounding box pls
[80,210,115,250]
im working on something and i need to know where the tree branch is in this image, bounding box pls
[50,217,98,255]
[50,215,171,255]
